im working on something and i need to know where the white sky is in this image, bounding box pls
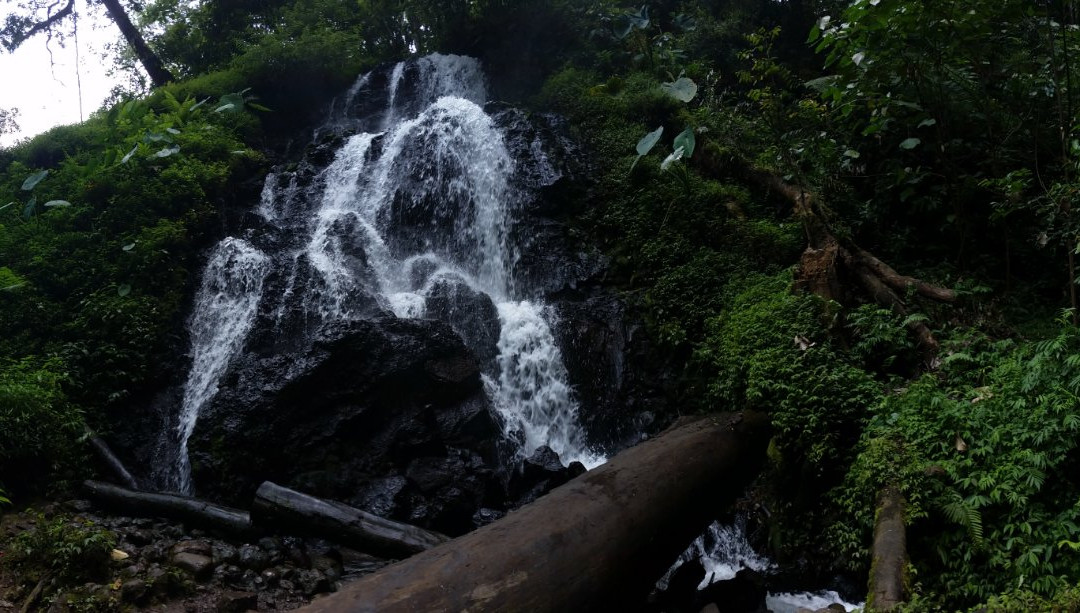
[0,1,126,147]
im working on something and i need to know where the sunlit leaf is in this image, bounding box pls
[673,127,696,159]
[122,242,136,252]
[661,146,685,171]
[636,126,664,156]
[672,13,696,32]
[117,284,131,297]
[43,200,71,208]
[660,77,697,102]
[630,126,663,171]
[121,146,138,164]
[155,145,181,158]
[21,170,48,191]
[22,197,36,219]
[899,137,921,150]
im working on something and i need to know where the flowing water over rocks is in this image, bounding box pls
[145,54,654,533]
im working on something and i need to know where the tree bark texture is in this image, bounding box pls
[298,412,771,613]
[85,427,140,491]
[98,0,174,87]
[82,480,255,538]
[868,486,907,611]
[252,481,449,559]
[749,170,955,353]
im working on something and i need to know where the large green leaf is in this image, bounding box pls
[630,126,663,171]
[614,6,649,39]
[21,170,48,191]
[660,77,697,103]
[214,92,246,114]
[673,127,696,159]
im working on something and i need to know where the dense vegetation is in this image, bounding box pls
[4,0,1080,609]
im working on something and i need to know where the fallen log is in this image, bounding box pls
[252,481,448,559]
[300,411,770,612]
[868,486,907,611]
[82,480,255,538]
[85,427,141,490]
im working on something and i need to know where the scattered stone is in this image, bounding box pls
[143,540,171,562]
[260,568,280,587]
[295,569,330,597]
[172,540,213,556]
[238,544,269,571]
[121,579,147,604]
[217,590,257,612]
[63,500,93,513]
[212,542,240,565]
[126,529,154,546]
[172,552,214,580]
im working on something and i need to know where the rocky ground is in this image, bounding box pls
[0,500,387,612]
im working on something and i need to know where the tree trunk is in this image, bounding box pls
[84,427,140,491]
[252,482,449,559]
[868,486,907,611]
[82,480,255,538]
[748,170,955,354]
[298,412,771,613]
[97,0,173,87]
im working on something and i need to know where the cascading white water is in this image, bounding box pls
[167,53,601,493]
[299,55,600,467]
[658,519,864,613]
[170,238,270,493]
[492,302,604,468]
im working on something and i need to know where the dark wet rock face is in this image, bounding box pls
[187,317,503,535]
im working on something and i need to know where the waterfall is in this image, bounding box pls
[165,53,601,493]
[169,238,270,493]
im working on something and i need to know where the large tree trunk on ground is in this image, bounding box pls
[98,0,174,87]
[82,480,255,538]
[252,482,449,559]
[869,486,907,611]
[299,412,771,613]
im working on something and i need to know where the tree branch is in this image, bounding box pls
[5,0,74,50]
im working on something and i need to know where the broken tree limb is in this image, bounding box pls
[299,411,771,613]
[251,481,448,559]
[85,427,140,490]
[745,169,954,353]
[82,480,255,538]
[852,248,957,303]
[868,486,907,611]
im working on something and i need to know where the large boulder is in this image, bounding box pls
[187,317,504,535]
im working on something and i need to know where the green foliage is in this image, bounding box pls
[830,317,1080,606]
[5,513,116,583]
[0,75,264,464]
[0,359,86,491]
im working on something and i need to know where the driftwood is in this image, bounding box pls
[82,480,255,538]
[252,481,448,559]
[299,412,771,612]
[868,486,907,611]
[85,427,140,490]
